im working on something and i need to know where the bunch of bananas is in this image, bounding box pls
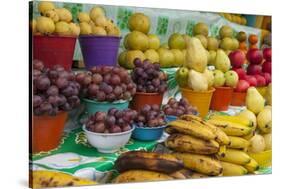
[166,114,260,177]
[207,114,260,175]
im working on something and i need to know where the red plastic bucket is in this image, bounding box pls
[210,87,233,111]
[32,111,68,153]
[130,92,163,112]
[33,35,77,70]
[231,91,246,106]
[79,35,121,70]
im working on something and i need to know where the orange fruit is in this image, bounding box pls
[248,34,258,44]
[239,42,247,50]
[249,44,258,49]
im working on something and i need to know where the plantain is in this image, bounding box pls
[209,114,254,127]
[177,169,208,179]
[165,134,219,155]
[169,171,187,179]
[228,136,250,150]
[167,119,216,140]
[217,145,226,157]
[114,170,173,183]
[115,151,184,174]
[180,114,230,145]
[244,158,259,173]
[30,170,97,188]
[221,161,248,176]
[173,152,223,176]
[207,119,252,136]
[218,149,251,165]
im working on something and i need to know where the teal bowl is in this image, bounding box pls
[132,124,167,141]
[82,98,129,114]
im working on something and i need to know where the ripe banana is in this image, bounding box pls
[207,119,252,136]
[173,152,223,176]
[115,151,184,174]
[167,119,216,140]
[169,171,187,179]
[178,169,208,179]
[221,161,248,176]
[217,145,226,157]
[242,129,256,140]
[209,114,254,127]
[30,170,97,188]
[218,149,251,165]
[180,114,230,145]
[244,158,259,173]
[114,170,173,183]
[228,136,250,150]
[165,134,219,155]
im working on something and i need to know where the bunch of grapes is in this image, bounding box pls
[131,59,168,93]
[86,108,138,133]
[134,104,166,127]
[162,98,198,117]
[76,66,136,102]
[33,60,81,116]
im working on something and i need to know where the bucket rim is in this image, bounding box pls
[33,34,77,39]
[135,92,162,96]
[79,35,122,39]
[180,87,215,93]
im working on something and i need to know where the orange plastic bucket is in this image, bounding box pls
[130,92,163,112]
[32,111,68,153]
[231,91,246,106]
[180,88,215,118]
[210,87,233,111]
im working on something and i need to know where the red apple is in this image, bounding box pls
[262,61,272,74]
[247,64,262,75]
[254,74,266,87]
[245,75,258,87]
[233,68,247,80]
[234,80,250,92]
[261,72,271,85]
[229,50,246,68]
[246,48,263,64]
[263,47,272,61]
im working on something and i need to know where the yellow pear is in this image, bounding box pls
[36,16,55,34]
[188,69,208,91]
[55,21,70,35]
[220,37,233,50]
[207,37,219,51]
[219,25,233,39]
[203,69,214,88]
[144,49,159,63]
[263,133,272,150]
[195,35,207,49]
[248,134,266,153]
[265,83,272,105]
[246,87,265,115]
[31,19,37,33]
[214,49,231,72]
[182,34,191,47]
[208,50,217,66]
[158,48,175,68]
[92,26,107,36]
[77,12,90,23]
[147,34,160,50]
[38,1,55,14]
[93,15,107,27]
[79,22,92,35]
[55,8,72,22]
[238,109,257,127]
[128,13,150,34]
[193,22,209,37]
[69,23,80,36]
[44,10,59,23]
[257,108,272,133]
[107,25,121,36]
[171,49,184,67]
[89,6,105,21]
[185,37,208,73]
[126,31,149,51]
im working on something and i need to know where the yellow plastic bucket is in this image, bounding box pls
[180,88,215,118]
[256,86,268,97]
[248,150,272,167]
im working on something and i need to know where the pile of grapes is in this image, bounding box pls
[76,66,136,102]
[134,104,166,127]
[33,60,81,116]
[131,59,168,93]
[162,98,198,117]
[86,108,137,133]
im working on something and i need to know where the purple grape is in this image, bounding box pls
[104,85,113,94]
[95,111,106,122]
[110,74,121,85]
[92,73,103,84]
[115,110,124,118]
[108,108,118,116]
[106,115,116,126]
[33,95,43,107]
[56,77,69,89]
[107,93,116,102]
[133,58,142,67]
[36,76,51,90]
[33,59,44,70]
[47,85,59,96]
[113,86,123,96]
[40,102,52,113]
[88,84,99,96]
[61,86,74,97]
[96,91,106,101]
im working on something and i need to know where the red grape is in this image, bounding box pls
[56,77,69,89]
[33,95,43,107]
[33,59,44,71]
[88,84,99,96]
[96,91,106,101]
[36,76,51,90]
[92,73,103,84]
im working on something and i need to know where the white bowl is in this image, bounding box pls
[82,125,134,153]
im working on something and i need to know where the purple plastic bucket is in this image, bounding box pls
[79,35,121,70]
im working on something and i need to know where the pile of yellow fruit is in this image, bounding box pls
[31,1,80,36]
[220,13,247,25]
[77,7,120,36]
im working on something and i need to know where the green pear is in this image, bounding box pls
[265,83,272,105]
[185,37,208,73]
[208,50,217,66]
[203,69,214,88]
[246,87,265,115]
[158,48,175,68]
[238,109,257,127]
[175,67,189,87]
[214,49,231,72]
[193,22,209,37]
[171,49,184,67]
[126,31,149,51]
[225,70,239,87]
[144,49,159,63]
[168,33,186,49]
[213,69,225,87]
[147,34,160,49]
[188,69,208,91]
[257,108,272,133]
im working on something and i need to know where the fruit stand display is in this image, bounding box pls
[30,2,272,188]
